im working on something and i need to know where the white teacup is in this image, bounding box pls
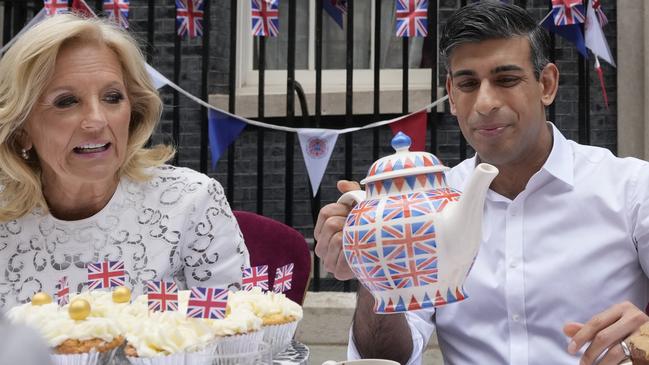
[322,360,400,365]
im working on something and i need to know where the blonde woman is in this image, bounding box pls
[0,14,249,310]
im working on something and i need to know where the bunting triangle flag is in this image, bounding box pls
[208,109,247,168]
[145,64,171,89]
[297,129,339,196]
[70,0,97,17]
[323,0,347,29]
[541,11,587,58]
[389,110,427,151]
[584,0,615,67]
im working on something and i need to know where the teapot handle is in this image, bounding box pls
[337,190,366,207]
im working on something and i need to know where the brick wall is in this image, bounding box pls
[124,0,617,236]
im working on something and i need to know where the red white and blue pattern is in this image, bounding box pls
[103,0,129,29]
[147,280,179,312]
[592,0,608,27]
[551,0,585,26]
[346,200,378,227]
[242,265,269,291]
[56,276,70,306]
[343,228,387,292]
[176,0,204,38]
[395,0,428,37]
[251,0,279,37]
[186,287,228,319]
[43,0,69,16]
[273,263,293,293]
[87,260,126,290]
[381,221,437,288]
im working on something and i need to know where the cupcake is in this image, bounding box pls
[121,291,217,365]
[207,305,264,355]
[7,292,124,365]
[628,322,649,365]
[227,287,303,354]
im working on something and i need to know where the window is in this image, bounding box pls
[236,0,435,97]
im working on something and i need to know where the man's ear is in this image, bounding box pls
[445,74,457,116]
[539,63,559,107]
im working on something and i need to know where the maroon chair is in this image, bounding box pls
[233,211,312,305]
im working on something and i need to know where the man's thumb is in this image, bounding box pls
[337,180,361,194]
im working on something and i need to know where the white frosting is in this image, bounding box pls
[227,287,303,321]
[6,300,122,348]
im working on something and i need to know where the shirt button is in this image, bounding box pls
[512,314,520,322]
[509,261,518,269]
[510,208,518,216]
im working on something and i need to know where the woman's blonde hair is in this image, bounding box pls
[0,14,174,221]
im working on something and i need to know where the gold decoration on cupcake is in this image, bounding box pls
[31,292,53,306]
[112,286,131,303]
[69,299,91,320]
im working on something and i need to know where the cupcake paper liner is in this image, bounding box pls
[51,345,120,365]
[263,320,299,355]
[125,340,219,365]
[211,330,265,356]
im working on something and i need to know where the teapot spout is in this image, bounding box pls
[452,163,499,242]
[436,163,498,296]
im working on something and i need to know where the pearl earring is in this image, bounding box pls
[21,148,29,160]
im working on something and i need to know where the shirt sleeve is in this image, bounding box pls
[180,178,250,290]
[630,164,649,275]
[346,308,436,365]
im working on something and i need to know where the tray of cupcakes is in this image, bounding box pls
[6,260,304,365]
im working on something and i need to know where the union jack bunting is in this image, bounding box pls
[186,287,228,319]
[56,276,70,306]
[43,0,69,16]
[86,260,126,290]
[146,280,179,312]
[395,0,428,37]
[103,0,129,29]
[176,0,204,38]
[591,0,608,27]
[251,0,279,37]
[273,263,294,293]
[323,0,347,29]
[551,0,585,26]
[242,265,269,291]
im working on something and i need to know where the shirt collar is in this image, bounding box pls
[542,122,574,188]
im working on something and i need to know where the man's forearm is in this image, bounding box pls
[352,285,414,364]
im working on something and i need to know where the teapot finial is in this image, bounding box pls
[391,132,411,153]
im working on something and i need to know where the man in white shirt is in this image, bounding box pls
[314,2,649,365]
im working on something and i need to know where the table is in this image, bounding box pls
[274,340,309,364]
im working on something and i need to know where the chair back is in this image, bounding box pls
[233,211,311,305]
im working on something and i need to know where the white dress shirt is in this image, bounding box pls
[349,124,649,364]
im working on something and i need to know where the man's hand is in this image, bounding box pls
[313,180,360,280]
[564,301,649,364]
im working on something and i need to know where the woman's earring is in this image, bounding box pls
[21,148,29,160]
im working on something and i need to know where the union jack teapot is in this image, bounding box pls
[338,132,498,313]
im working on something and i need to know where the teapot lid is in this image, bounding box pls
[360,132,449,185]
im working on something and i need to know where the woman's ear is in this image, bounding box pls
[16,129,32,151]
[539,63,559,107]
[445,75,457,115]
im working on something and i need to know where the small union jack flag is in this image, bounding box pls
[251,0,279,37]
[43,0,69,16]
[103,0,129,29]
[552,0,585,26]
[242,265,269,291]
[273,263,293,293]
[591,0,608,27]
[56,276,70,306]
[86,260,126,290]
[147,280,179,312]
[176,0,204,39]
[186,287,228,319]
[395,0,428,37]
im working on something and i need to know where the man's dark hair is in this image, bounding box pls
[439,2,551,80]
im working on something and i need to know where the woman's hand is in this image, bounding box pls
[564,301,649,364]
[313,180,360,281]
